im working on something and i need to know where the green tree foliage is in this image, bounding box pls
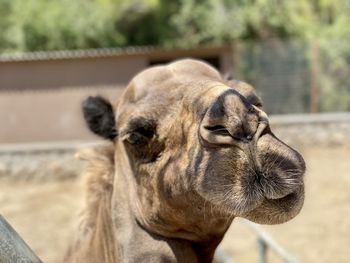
[0,0,128,52]
[0,0,13,51]
[0,0,349,52]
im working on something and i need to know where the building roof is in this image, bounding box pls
[0,46,159,62]
[0,45,231,63]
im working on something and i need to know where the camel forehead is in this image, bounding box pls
[115,59,258,124]
[119,59,222,104]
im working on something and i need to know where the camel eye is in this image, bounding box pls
[205,125,231,136]
[124,117,156,145]
[125,127,155,145]
[123,117,164,163]
[126,132,146,145]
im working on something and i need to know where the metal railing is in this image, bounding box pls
[0,213,298,263]
[244,220,299,263]
[215,220,299,263]
[0,214,42,263]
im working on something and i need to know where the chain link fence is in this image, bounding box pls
[234,39,350,115]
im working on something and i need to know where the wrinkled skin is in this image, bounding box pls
[65,59,305,263]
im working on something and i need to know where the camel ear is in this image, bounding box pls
[82,96,117,140]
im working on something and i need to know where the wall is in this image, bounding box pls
[0,56,147,91]
[0,87,124,143]
[270,112,350,147]
[0,46,234,143]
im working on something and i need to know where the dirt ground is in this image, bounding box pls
[1,146,349,263]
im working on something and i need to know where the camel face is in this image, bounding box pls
[83,59,305,239]
[195,85,305,225]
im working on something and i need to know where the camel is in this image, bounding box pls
[64,59,306,263]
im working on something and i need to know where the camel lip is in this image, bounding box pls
[262,179,305,200]
[213,179,305,217]
[267,182,304,201]
[240,184,305,225]
[263,184,304,213]
[264,191,296,202]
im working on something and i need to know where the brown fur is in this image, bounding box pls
[64,146,118,263]
[65,59,306,263]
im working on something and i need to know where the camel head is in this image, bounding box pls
[82,59,305,242]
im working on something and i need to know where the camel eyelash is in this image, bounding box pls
[127,118,156,139]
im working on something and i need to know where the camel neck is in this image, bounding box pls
[111,170,222,263]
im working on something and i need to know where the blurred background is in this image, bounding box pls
[0,0,349,262]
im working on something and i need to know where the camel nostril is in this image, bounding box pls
[205,125,231,136]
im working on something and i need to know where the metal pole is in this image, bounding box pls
[310,42,320,113]
[215,247,233,263]
[257,238,267,263]
[232,41,241,79]
[0,214,42,263]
